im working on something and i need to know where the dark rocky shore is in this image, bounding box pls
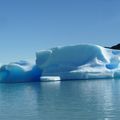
[111,44,120,50]
[105,44,120,50]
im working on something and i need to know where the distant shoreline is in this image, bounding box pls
[105,43,120,50]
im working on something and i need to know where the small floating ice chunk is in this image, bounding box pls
[40,76,61,81]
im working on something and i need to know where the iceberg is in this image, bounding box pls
[36,44,120,81]
[0,44,120,83]
[0,61,41,83]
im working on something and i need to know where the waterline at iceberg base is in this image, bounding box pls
[0,44,120,83]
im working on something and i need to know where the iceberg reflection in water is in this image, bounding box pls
[0,79,120,120]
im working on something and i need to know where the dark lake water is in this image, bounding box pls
[0,79,120,120]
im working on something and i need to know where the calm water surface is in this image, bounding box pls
[0,79,120,120]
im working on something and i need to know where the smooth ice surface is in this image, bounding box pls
[40,76,61,82]
[36,44,120,80]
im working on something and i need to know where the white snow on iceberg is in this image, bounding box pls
[36,44,120,81]
[0,44,120,83]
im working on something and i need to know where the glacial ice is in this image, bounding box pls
[36,44,120,81]
[0,44,120,82]
[0,61,41,82]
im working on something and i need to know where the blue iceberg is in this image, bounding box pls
[0,44,120,82]
[0,61,41,83]
[36,44,120,81]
